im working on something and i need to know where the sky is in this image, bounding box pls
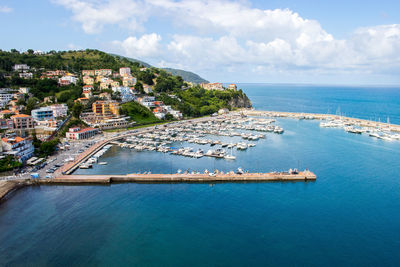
[1,0,400,85]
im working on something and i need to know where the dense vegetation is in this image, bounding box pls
[0,155,22,172]
[0,49,251,119]
[120,101,160,124]
[33,137,60,158]
[157,87,249,117]
[163,68,209,84]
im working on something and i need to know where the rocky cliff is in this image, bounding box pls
[229,93,252,109]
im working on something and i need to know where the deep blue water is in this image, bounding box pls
[1,85,400,266]
[241,84,400,124]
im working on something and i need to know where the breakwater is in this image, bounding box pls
[0,171,316,203]
[244,110,400,131]
[51,171,316,184]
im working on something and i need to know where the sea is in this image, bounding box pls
[1,84,400,266]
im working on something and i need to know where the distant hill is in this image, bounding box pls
[109,54,208,84]
[162,68,209,84]
[108,53,151,68]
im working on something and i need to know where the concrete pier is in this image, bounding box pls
[49,171,316,184]
[243,110,400,132]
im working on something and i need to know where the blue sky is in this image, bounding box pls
[1,0,400,85]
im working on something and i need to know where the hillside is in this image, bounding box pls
[162,68,209,84]
[109,54,208,84]
[0,49,251,118]
[108,53,151,68]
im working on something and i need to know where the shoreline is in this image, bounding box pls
[0,180,30,203]
[4,108,395,205]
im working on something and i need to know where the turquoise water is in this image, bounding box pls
[1,85,400,266]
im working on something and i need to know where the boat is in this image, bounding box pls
[99,162,107,165]
[224,147,236,160]
[79,163,92,169]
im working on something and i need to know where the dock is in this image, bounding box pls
[49,171,316,184]
[243,110,400,132]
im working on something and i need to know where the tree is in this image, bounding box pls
[25,97,40,115]
[71,102,84,118]
[164,113,174,121]
[39,139,59,157]
[135,81,144,94]
[16,98,26,106]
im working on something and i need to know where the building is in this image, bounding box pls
[143,85,153,94]
[1,136,34,162]
[66,127,99,140]
[13,64,30,71]
[43,96,56,103]
[0,92,13,107]
[31,107,54,121]
[94,117,133,130]
[11,114,34,129]
[228,84,237,90]
[83,76,94,85]
[111,81,120,88]
[19,87,30,94]
[83,85,94,91]
[59,75,78,86]
[122,76,137,87]
[119,67,131,76]
[19,72,33,79]
[98,92,111,100]
[13,92,25,100]
[82,89,93,98]
[0,118,14,129]
[82,70,95,76]
[92,101,120,116]
[95,69,112,76]
[50,104,68,118]
[112,86,135,102]
[34,120,59,140]
[75,97,90,105]
[0,110,15,119]
[200,83,224,91]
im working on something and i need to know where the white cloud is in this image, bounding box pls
[54,0,400,81]
[0,6,13,13]
[52,0,147,34]
[113,33,162,58]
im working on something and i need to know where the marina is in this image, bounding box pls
[244,110,400,142]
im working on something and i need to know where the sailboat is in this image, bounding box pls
[224,147,236,160]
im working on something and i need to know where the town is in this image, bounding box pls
[0,49,247,176]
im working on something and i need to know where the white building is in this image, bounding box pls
[59,75,78,85]
[50,104,68,118]
[13,64,30,71]
[0,93,13,107]
[112,86,135,102]
[19,72,33,79]
[31,107,54,121]
[1,136,34,162]
[66,127,99,140]
[19,87,30,94]
[119,67,131,76]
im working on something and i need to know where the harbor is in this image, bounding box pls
[244,110,400,140]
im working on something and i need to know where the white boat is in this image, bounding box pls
[99,162,107,165]
[224,147,236,160]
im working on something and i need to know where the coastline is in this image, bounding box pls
[3,108,399,205]
[0,180,29,203]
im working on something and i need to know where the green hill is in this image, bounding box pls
[108,54,208,84]
[162,68,208,84]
